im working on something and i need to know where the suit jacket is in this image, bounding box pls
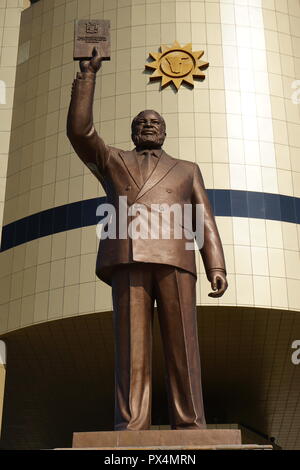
[67,72,226,285]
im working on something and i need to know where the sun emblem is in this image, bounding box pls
[145,41,209,90]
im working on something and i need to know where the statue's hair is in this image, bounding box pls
[131,110,166,134]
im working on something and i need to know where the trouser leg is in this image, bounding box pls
[111,264,154,430]
[154,265,206,429]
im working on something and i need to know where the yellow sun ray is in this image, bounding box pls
[145,41,209,90]
[172,41,181,49]
[146,62,159,70]
[161,44,170,53]
[193,70,206,78]
[150,69,163,78]
[182,75,195,86]
[149,52,160,61]
[199,60,209,68]
[194,51,205,59]
[161,75,173,87]
[182,43,192,51]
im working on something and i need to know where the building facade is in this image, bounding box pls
[0,0,30,438]
[0,0,299,449]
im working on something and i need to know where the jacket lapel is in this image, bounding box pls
[119,150,143,189]
[135,150,178,201]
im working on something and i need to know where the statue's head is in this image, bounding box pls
[131,110,166,150]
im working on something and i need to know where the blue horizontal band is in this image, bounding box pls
[1,189,300,252]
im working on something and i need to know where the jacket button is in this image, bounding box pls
[166,188,172,193]
[125,185,131,191]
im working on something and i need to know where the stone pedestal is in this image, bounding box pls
[72,429,243,450]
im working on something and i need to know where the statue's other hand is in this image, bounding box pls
[208,270,228,298]
[80,47,102,74]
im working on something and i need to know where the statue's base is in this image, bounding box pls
[70,429,272,450]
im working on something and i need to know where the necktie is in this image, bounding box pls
[139,151,154,182]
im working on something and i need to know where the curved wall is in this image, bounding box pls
[0,0,299,336]
[0,1,26,238]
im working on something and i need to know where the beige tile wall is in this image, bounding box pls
[0,0,299,335]
[0,0,25,237]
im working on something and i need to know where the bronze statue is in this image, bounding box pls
[67,49,228,431]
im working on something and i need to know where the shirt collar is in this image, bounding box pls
[135,148,162,158]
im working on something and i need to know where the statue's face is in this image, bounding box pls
[131,110,166,149]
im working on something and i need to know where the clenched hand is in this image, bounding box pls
[80,47,102,74]
[208,270,228,298]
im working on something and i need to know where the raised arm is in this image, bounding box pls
[192,164,228,298]
[67,48,110,180]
